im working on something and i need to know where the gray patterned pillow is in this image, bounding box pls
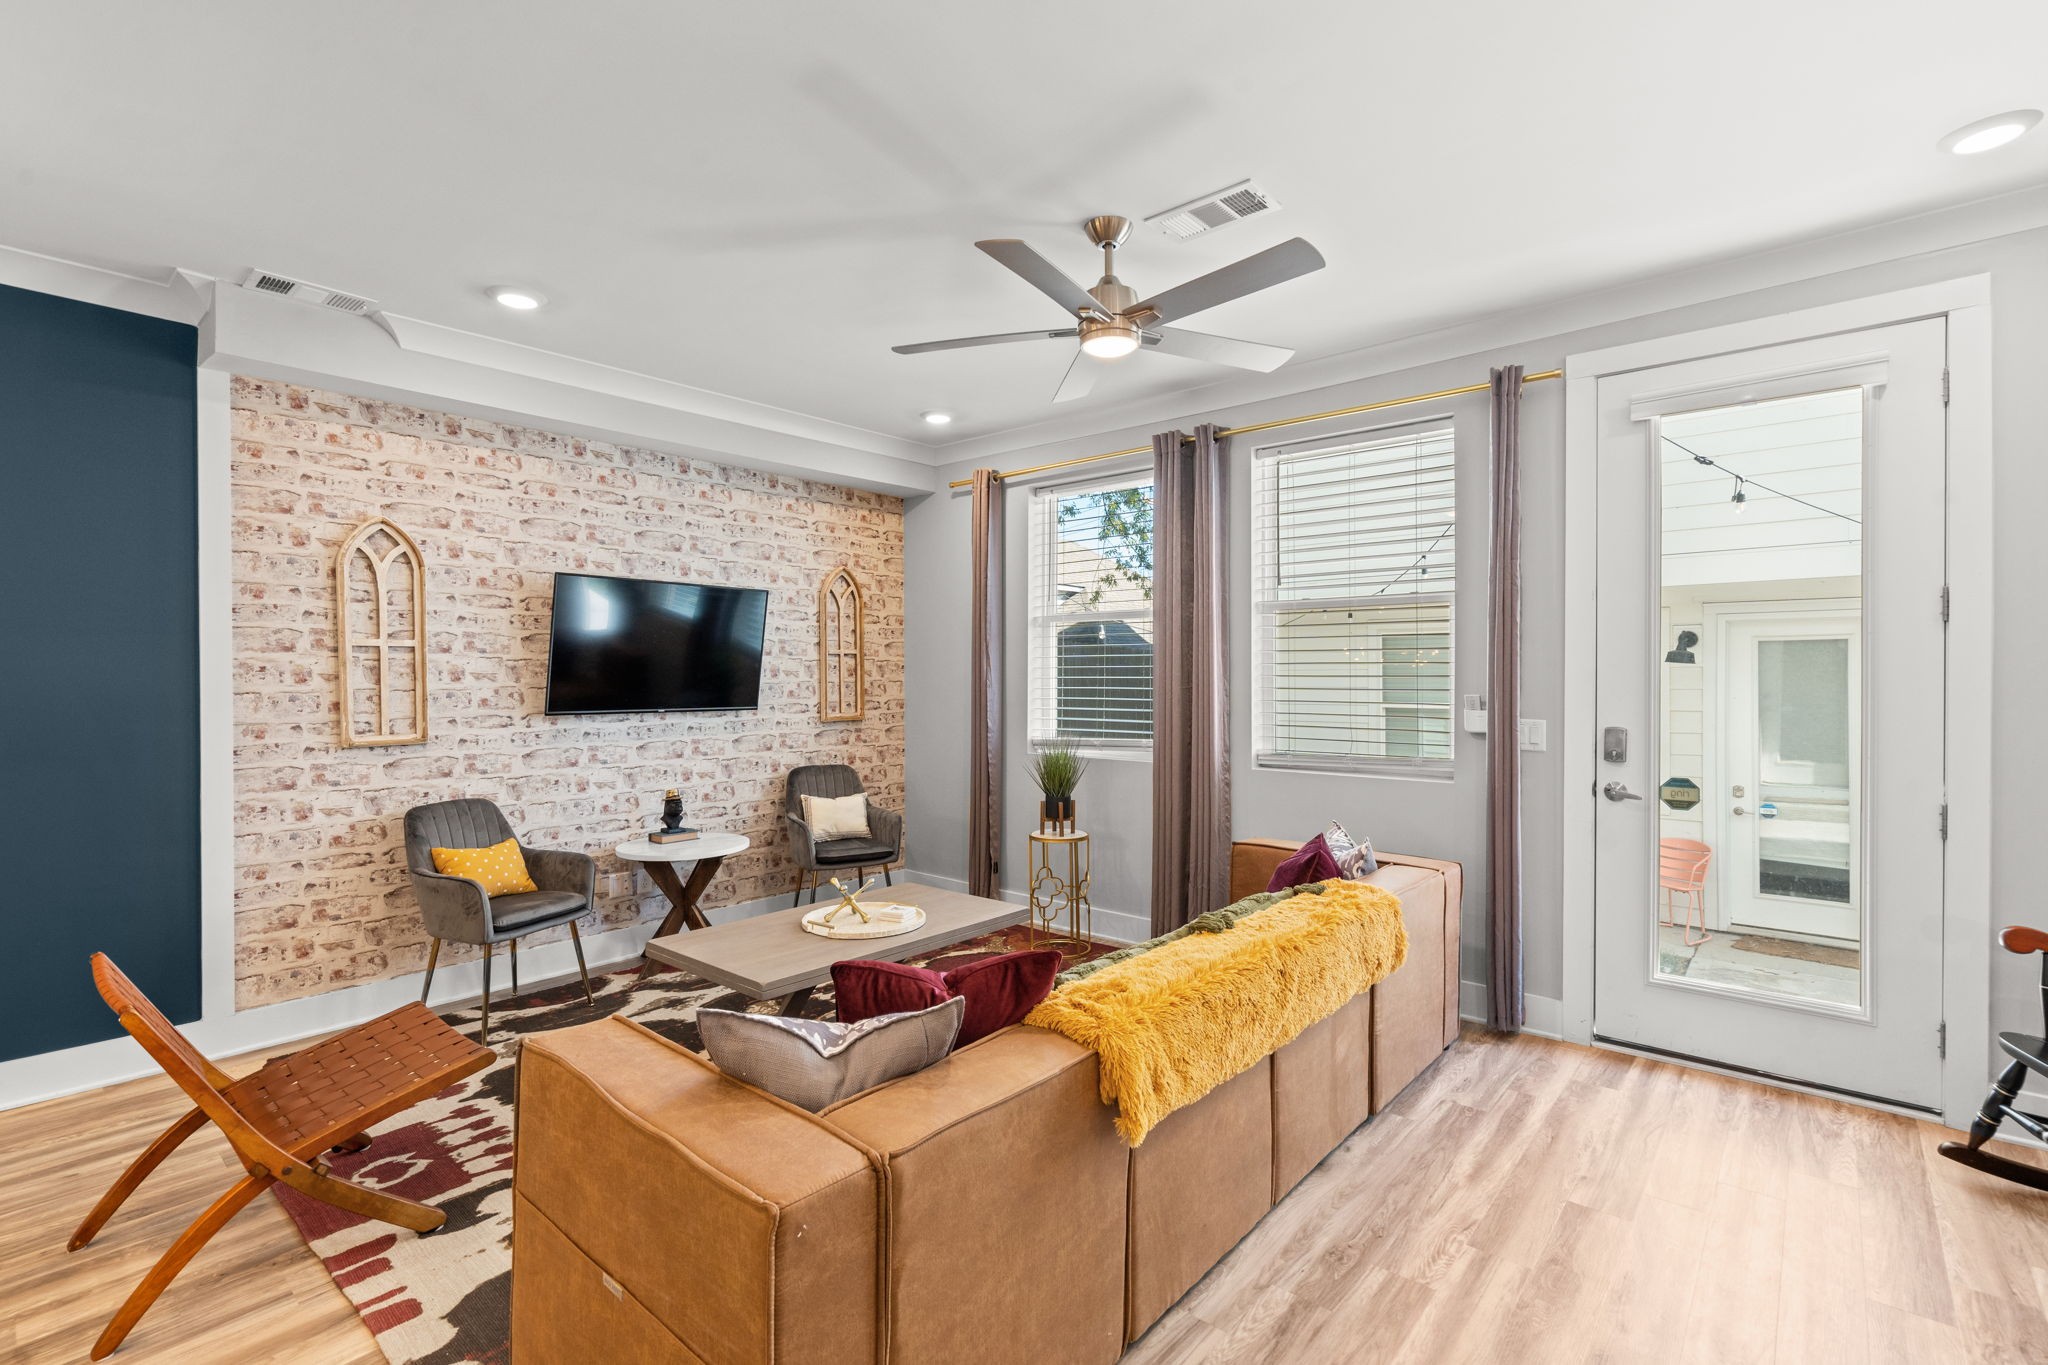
[1323,821,1379,878]
[698,996,963,1112]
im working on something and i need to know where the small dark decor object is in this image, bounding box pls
[650,787,698,844]
[1665,629,1699,665]
[1028,742,1088,835]
[1658,777,1702,811]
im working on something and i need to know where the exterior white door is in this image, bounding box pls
[1592,318,1947,1109]
[1710,605,1861,941]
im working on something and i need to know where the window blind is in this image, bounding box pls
[1253,423,1456,774]
[1028,475,1155,749]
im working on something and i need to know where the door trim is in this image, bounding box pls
[1560,276,1993,1131]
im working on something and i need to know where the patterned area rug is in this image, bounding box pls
[271,925,1111,1365]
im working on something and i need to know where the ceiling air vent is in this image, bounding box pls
[240,269,377,315]
[1144,179,1278,240]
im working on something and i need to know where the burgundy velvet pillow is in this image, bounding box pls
[941,948,1062,1047]
[831,958,948,1023]
[834,949,1062,1048]
[1266,833,1342,892]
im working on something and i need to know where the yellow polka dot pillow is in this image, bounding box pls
[430,837,538,896]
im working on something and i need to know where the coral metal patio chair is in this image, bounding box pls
[1658,837,1714,948]
[67,953,493,1359]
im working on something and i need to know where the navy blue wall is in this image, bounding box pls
[0,284,200,1062]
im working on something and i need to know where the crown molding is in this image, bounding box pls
[0,242,207,324]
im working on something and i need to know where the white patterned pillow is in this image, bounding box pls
[801,791,872,841]
[1323,822,1378,879]
[698,996,962,1111]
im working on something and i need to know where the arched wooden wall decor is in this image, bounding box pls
[335,517,429,747]
[818,565,866,722]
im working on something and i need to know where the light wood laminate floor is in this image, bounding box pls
[4,1025,2045,1363]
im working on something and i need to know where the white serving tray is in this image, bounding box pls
[799,903,927,940]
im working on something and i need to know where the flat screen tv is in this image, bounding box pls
[544,572,770,715]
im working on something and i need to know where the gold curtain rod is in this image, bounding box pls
[946,368,1562,490]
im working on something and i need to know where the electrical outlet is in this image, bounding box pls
[1519,719,1548,751]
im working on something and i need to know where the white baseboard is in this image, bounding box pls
[0,886,799,1113]
[898,868,1147,945]
[1458,981,1565,1040]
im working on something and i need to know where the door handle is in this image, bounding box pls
[1602,782,1644,802]
[1733,806,1748,816]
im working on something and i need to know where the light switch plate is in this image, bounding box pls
[1519,719,1548,751]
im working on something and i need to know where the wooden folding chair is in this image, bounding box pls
[68,953,494,1359]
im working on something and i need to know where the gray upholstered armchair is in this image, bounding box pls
[783,764,904,906]
[403,798,596,1041]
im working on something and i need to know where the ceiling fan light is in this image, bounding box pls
[1079,322,1140,359]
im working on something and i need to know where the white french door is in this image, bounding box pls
[1592,318,1948,1109]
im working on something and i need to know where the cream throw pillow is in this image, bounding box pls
[801,791,872,841]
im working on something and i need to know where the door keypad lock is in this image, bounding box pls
[1602,726,1628,763]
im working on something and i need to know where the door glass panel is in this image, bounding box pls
[1653,388,1864,1008]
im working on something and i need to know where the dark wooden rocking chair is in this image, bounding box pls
[1939,926,2048,1190]
[68,953,494,1359]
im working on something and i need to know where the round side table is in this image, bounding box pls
[1026,829,1092,956]
[617,830,751,940]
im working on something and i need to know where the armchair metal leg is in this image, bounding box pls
[884,865,893,887]
[791,868,806,909]
[420,938,441,1004]
[479,942,493,1045]
[569,920,594,1005]
[510,937,519,997]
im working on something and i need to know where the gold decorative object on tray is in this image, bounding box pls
[799,875,927,939]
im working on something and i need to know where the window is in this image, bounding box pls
[1253,423,1456,774]
[1029,475,1154,750]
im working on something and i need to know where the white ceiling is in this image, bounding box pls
[4,2,2045,455]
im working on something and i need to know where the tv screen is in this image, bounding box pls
[544,572,769,715]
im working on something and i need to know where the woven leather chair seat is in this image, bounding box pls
[225,1003,491,1154]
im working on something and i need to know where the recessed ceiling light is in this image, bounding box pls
[489,286,546,310]
[1940,109,2042,156]
[921,410,954,426]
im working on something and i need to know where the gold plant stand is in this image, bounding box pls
[1026,829,1093,958]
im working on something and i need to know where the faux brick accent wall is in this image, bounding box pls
[230,377,904,1007]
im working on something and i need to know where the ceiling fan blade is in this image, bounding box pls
[1053,350,1106,403]
[977,239,1107,319]
[893,328,1077,355]
[1130,237,1325,326]
[1146,327,1294,372]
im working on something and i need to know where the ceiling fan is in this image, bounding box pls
[893,215,1326,402]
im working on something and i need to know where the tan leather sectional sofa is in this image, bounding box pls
[510,841,1461,1364]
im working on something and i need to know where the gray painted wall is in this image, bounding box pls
[905,223,2048,1053]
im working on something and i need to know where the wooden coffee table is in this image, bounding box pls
[642,881,1025,1015]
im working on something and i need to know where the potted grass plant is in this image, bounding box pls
[1028,741,1088,835]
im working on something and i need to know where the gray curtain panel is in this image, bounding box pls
[1149,424,1232,936]
[1486,366,1525,1032]
[969,468,1004,898]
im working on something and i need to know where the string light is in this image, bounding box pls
[1661,435,1859,526]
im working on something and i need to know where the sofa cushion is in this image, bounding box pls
[1265,833,1342,891]
[832,959,950,1021]
[834,950,1062,1047]
[942,949,1062,1046]
[699,996,963,1111]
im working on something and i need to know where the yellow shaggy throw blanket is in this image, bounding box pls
[1024,879,1407,1144]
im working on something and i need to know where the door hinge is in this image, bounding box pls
[1941,368,1951,405]
[1939,800,1950,841]
[1939,1020,1948,1058]
[1940,584,1950,623]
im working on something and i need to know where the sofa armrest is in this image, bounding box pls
[409,869,491,942]
[821,1027,1128,1365]
[513,1017,882,1365]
